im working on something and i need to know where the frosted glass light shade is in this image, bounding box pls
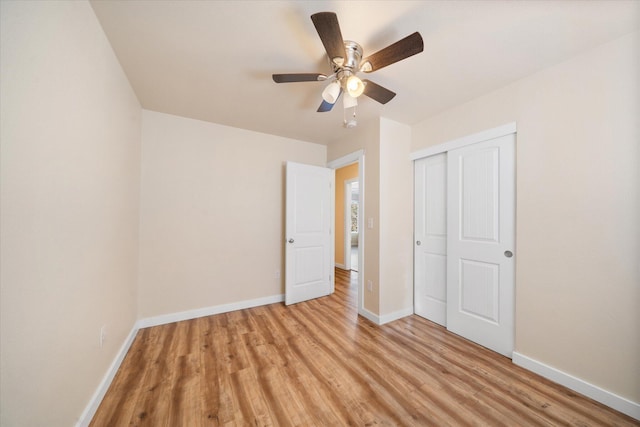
[321,81,341,104]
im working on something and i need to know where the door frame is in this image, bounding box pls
[410,122,516,160]
[344,178,358,271]
[328,150,365,316]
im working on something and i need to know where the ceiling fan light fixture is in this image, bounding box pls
[321,81,341,104]
[346,75,365,97]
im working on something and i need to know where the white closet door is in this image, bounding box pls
[446,134,515,357]
[414,153,447,326]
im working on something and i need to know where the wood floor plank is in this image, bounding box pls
[370,320,548,425]
[141,322,181,427]
[197,316,221,425]
[260,306,356,425]
[385,317,620,426]
[90,269,640,426]
[288,303,445,425]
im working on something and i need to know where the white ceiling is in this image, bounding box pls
[90,0,640,145]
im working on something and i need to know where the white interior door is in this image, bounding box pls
[285,162,334,305]
[414,153,448,326]
[446,134,515,357]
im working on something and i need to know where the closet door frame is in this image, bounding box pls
[410,123,516,162]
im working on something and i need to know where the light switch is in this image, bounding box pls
[367,218,374,229]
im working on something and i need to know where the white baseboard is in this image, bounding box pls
[512,352,640,420]
[76,326,138,427]
[379,307,414,325]
[137,294,284,329]
[358,307,381,324]
[358,307,413,325]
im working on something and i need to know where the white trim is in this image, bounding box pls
[335,263,348,270]
[358,307,380,325]
[357,307,414,326]
[379,307,414,325]
[327,149,364,169]
[137,294,284,329]
[76,326,138,427]
[410,122,517,160]
[513,352,640,420]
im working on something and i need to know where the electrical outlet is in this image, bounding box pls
[100,325,107,348]
[367,280,373,292]
[275,269,280,279]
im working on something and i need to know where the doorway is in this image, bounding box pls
[333,163,359,272]
[344,179,359,272]
[327,150,365,317]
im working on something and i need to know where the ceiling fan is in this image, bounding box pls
[272,12,424,127]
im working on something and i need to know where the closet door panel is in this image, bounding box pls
[446,134,515,357]
[414,153,447,326]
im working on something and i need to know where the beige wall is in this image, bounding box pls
[2,2,636,423]
[412,32,640,403]
[379,118,414,317]
[335,163,359,267]
[0,2,142,426]
[328,119,415,320]
[328,119,414,320]
[138,110,326,317]
[328,123,381,314]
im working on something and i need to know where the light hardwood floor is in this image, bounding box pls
[90,269,639,426]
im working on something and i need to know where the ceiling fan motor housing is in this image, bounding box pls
[333,40,363,83]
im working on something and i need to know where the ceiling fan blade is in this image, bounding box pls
[362,80,396,104]
[272,73,327,83]
[311,12,346,66]
[360,32,424,73]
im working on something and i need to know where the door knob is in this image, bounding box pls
[504,250,513,258]
[416,241,421,246]
[288,238,294,244]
